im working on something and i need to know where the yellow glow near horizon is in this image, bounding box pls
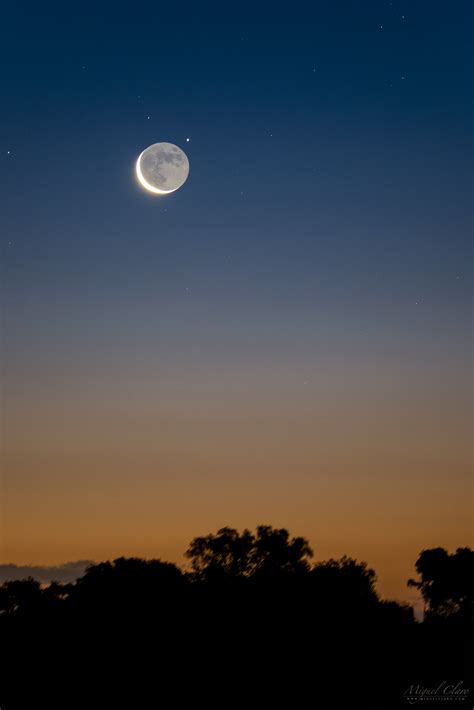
[135,151,176,195]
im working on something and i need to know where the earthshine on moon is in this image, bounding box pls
[136,142,189,195]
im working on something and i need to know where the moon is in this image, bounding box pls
[136,142,189,195]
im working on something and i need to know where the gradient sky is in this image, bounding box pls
[1,1,472,605]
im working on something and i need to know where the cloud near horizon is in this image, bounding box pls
[0,561,93,584]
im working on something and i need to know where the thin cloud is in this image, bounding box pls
[0,561,93,584]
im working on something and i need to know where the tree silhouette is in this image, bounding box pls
[250,524,313,578]
[185,525,313,581]
[70,556,184,612]
[185,526,255,580]
[0,577,42,615]
[0,530,470,709]
[310,555,379,621]
[408,546,474,619]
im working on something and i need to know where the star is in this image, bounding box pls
[186,137,190,142]
[146,115,151,119]
[7,150,11,154]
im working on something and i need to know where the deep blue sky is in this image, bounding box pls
[1,2,472,603]
[2,2,471,316]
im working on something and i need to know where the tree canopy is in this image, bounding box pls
[185,525,313,581]
[408,546,474,619]
[0,531,470,709]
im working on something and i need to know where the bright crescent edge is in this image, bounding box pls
[135,150,177,195]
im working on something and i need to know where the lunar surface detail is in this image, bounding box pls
[136,142,189,194]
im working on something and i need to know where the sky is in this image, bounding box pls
[1,1,472,606]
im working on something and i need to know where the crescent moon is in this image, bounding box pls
[135,151,175,194]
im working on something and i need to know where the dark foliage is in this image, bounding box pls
[185,524,313,580]
[408,547,474,621]
[0,529,471,709]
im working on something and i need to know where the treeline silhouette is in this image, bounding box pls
[1,526,472,709]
